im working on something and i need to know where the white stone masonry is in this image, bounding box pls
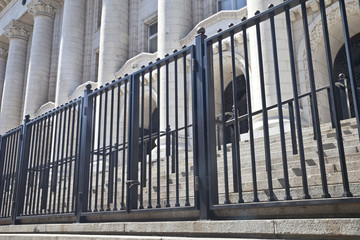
[23,0,59,118]
[98,0,129,85]
[0,20,31,133]
[0,43,8,109]
[55,0,86,106]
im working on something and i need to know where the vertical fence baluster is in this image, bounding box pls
[95,92,103,212]
[101,87,108,212]
[25,123,36,215]
[58,108,67,213]
[230,29,243,203]
[13,116,32,223]
[44,113,55,213]
[67,106,76,213]
[37,117,47,214]
[107,84,115,211]
[53,109,64,213]
[269,6,291,200]
[165,57,170,208]
[182,51,190,207]
[114,81,121,211]
[32,120,42,215]
[338,0,360,140]
[2,135,10,217]
[174,54,180,207]
[156,61,161,209]
[121,80,128,210]
[72,100,82,212]
[41,114,52,213]
[255,12,275,201]
[288,102,297,155]
[76,85,93,222]
[242,21,259,202]
[6,131,16,216]
[89,97,97,212]
[320,0,352,197]
[127,74,140,212]
[0,136,5,215]
[218,35,230,204]
[285,7,310,199]
[62,107,71,213]
[148,67,153,209]
[301,2,330,198]
[139,70,145,209]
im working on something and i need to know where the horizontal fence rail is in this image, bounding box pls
[0,0,360,224]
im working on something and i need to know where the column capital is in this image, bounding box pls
[0,42,8,59]
[4,20,32,41]
[28,0,60,19]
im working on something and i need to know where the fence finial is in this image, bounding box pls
[86,84,92,90]
[197,27,205,35]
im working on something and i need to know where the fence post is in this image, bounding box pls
[12,115,32,224]
[76,84,93,223]
[193,27,218,220]
[0,136,4,213]
[127,74,140,212]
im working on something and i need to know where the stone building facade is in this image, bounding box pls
[0,0,358,135]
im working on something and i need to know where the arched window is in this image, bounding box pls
[217,0,246,11]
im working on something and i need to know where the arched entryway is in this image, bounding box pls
[223,75,248,143]
[333,32,360,120]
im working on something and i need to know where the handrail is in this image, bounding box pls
[223,85,330,126]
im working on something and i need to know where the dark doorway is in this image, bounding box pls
[223,75,248,143]
[333,33,360,120]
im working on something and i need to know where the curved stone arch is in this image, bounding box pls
[296,0,360,124]
[139,84,158,129]
[212,49,249,117]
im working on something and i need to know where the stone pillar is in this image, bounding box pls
[0,43,8,108]
[247,0,292,130]
[55,0,86,106]
[0,20,31,133]
[24,0,59,117]
[158,0,192,130]
[98,0,129,85]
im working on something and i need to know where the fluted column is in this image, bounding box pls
[98,0,129,85]
[0,43,8,108]
[24,0,59,117]
[55,0,86,106]
[158,0,192,130]
[0,20,31,133]
[247,0,292,129]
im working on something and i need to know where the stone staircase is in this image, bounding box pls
[28,118,360,214]
[81,117,360,211]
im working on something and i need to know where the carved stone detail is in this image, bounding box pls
[27,0,60,19]
[4,20,32,41]
[301,0,359,93]
[0,42,8,59]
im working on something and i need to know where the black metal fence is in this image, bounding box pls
[1,0,360,224]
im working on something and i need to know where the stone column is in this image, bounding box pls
[0,43,8,108]
[98,0,129,85]
[24,0,59,117]
[55,0,86,106]
[0,20,31,133]
[158,0,192,130]
[247,0,292,130]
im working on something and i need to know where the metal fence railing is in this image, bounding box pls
[0,0,359,224]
